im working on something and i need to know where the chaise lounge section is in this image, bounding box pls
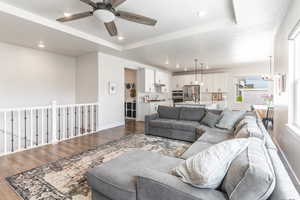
[87,106,300,200]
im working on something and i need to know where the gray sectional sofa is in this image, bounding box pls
[87,106,300,200]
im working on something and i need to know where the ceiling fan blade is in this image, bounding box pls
[108,0,127,8]
[80,0,97,8]
[57,11,93,22]
[104,21,118,36]
[117,11,157,26]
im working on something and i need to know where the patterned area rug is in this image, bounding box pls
[6,134,190,200]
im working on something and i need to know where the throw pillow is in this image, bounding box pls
[216,110,246,130]
[173,139,249,189]
[201,112,221,128]
[235,122,264,140]
[222,137,275,200]
[234,116,257,135]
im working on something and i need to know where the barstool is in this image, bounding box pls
[263,106,274,129]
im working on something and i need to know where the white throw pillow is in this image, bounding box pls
[173,139,249,189]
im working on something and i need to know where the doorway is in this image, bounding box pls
[124,68,137,120]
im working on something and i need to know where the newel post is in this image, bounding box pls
[51,101,58,144]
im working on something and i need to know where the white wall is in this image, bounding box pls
[0,42,76,108]
[98,53,125,130]
[76,53,98,103]
[274,0,300,185]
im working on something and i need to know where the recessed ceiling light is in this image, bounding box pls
[165,60,169,65]
[38,42,45,48]
[176,64,180,69]
[196,11,207,17]
[117,36,124,41]
[64,12,72,17]
[184,68,188,71]
[206,65,209,69]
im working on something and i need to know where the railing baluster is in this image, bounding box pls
[58,108,61,141]
[78,106,81,135]
[94,105,97,132]
[18,110,21,151]
[62,107,65,140]
[46,109,49,144]
[88,105,91,133]
[11,111,14,152]
[24,110,27,149]
[70,106,74,138]
[4,112,7,154]
[41,109,44,145]
[67,107,69,138]
[85,106,88,134]
[36,110,38,146]
[30,109,33,148]
[81,106,84,134]
[91,105,94,133]
[75,106,77,136]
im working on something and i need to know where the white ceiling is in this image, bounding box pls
[0,0,291,71]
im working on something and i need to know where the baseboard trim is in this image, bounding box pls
[98,122,125,131]
[273,139,300,192]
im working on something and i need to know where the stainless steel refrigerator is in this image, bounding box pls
[183,85,201,102]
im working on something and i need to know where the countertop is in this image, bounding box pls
[175,101,226,109]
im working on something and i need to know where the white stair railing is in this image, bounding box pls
[0,101,100,156]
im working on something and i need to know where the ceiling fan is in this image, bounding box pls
[56,0,157,37]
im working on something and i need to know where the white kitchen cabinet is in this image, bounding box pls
[184,74,195,85]
[155,71,164,84]
[212,73,228,93]
[172,73,228,93]
[155,70,171,93]
[172,75,185,90]
[140,68,155,92]
[202,74,214,93]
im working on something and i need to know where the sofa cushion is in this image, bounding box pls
[181,141,213,159]
[197,131,233,144]
[222,138,275,200]
[172,120,200,132]
[149,119,177,129]
[197,125,232,136]
[201,112,221,128]
[149,127,197,142]
[158,106,181,120]
[137,169,228,200]
[173,139,249,189]
[179,107,206,122]
[87,150,183,200]
[149,119,200,132]
[216,110,246,130]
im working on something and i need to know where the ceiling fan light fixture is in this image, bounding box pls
[64,12,72,17]
[94,9,115,23]
[118,36,124,41]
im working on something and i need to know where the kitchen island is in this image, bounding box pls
[175,101,226,110]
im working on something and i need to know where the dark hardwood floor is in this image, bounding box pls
[0,120,144,200]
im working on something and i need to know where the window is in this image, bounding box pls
[288,21,300,129]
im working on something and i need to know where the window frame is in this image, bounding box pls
[288,20,300,131]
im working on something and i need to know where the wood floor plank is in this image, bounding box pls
[0,120,144,199]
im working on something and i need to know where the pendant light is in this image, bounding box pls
[262,56,274,81]
[200,63,204,86]
[194,59,199,85]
